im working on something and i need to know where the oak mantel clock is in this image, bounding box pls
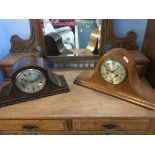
[0,55,69,108]
[74,48,155,110]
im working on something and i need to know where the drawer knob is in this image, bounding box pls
[101,124,119,131]
[22,124,39,131]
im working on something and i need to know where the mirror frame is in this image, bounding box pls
[7,19,140,71]
[10,19,139,58]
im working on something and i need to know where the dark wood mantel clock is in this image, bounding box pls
[74,48,155,110]
[0,55,69,108]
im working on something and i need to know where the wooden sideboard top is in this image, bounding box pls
[0,52,37,66]
[0,70,155,119]
[0,50,149,67]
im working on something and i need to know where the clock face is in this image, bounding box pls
[15,69,47,94]
[100,59,127,84]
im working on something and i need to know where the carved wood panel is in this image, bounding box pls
[99,19,139,57]
[10,19,46,57]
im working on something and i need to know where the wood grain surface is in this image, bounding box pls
[0,70,155,119]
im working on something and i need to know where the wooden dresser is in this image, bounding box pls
[0,70,155,135]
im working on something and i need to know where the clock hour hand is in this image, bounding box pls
[22,78,33,83]
[34,75,42,82]
[106,64,112,72]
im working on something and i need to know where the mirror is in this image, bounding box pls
[7,19,148,58]
[41,19,101,57]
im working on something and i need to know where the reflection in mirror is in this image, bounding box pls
[41,19,101,56]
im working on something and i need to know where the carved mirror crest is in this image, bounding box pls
[10,19,46,56]
[99,19,139,57]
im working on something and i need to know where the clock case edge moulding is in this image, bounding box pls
[74,48,155,110]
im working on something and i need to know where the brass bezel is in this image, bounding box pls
[99,59,128,85]
[15,68,47,94]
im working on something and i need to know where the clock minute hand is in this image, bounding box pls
[111,66,119,73]
[35,75,42,81]
[29,75,42,83]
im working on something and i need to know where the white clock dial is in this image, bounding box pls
[15,69,46,94]
[100,59,127,84]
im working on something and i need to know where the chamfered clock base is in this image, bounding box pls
[0,75,69,108]
[74,70,155,110]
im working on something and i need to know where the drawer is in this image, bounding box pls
[72,119,150,134]
[0,120,68,134]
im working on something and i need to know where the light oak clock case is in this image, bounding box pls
[74,48,155,110]
[0,55,69,108]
